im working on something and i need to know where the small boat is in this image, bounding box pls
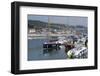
[67,46,88,59]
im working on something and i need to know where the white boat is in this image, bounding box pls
[67,46,87,58]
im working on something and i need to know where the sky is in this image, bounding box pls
[28,15,88,27]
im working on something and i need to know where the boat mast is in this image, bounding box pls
[47,16,50,41]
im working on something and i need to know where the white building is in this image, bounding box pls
[29,29,36,34]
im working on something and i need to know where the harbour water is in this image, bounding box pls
[28,38,67,61]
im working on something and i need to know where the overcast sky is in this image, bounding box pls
[28,15,88,27]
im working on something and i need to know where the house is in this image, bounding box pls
[28,29,36,34]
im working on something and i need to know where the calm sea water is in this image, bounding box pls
[28,39,67,61]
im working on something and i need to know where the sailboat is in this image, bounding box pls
[43,16,61,49]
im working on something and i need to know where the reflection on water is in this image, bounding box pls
[28,39,67,61]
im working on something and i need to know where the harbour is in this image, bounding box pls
[28,34,88,60]
[28,15,88,61]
